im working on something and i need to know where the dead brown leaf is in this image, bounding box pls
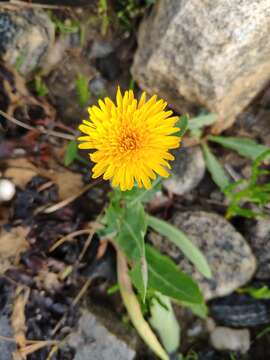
[0,226,29,273]
[0,205,10,226]
[35,270,61,292]
[4,158,38,188]
[0,226,29,259]
[54,170,83,200]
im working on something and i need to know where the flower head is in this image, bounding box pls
[78,88,181,191]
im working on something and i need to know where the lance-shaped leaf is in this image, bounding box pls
[146,245,204,304]
[147,215,211,279]
[208,136,269,160]
[202,143,230,191]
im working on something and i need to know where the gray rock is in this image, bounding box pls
[210,292,270,327]
[46,54,96,123]
[0,9,54,76]
[150,211,256,300]
[0,316,16,359]
[163,146,205,196]
[88,41,114,60]
[132,0,270,133]
[89,75,107,97]
[68,310,136,360]
[210,326,250,354]
[248,218,270,279]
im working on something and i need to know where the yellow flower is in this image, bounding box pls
[78,88,180,191]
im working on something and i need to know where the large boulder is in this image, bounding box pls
[132,0,270,133]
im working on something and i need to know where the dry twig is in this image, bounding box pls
[0,0,70,9]
[0,110,75,141]
[43,181,98,214]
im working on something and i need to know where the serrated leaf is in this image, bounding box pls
[146,245,204,304]
[147,215,211,279]
[202,143,230,191]
[208,136,269,160]
[188,113,217,130]
[64,141,78,166]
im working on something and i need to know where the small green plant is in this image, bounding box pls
[99,0,110,35]
[75,74,91,108]
[238,285,270,300]
[34,76,49,97]
[187,115,270,219]
[115,0,155,31]
[179,350,199,360]
[49,12,85,46]
[15,51,27,72]
[64,140,88,167]
[224,149,270,219]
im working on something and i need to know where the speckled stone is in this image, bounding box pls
[248,218,270,279]
[163,146,205,196]
[150,211,256,300]
[68,310,136,360]
[0,9,54,76]
[132,0,270,133]
[0,316,16,359]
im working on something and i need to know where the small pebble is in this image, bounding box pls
[210,326,250,354]
[0,179,15,202]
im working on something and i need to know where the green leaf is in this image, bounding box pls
[176,114,189,137]
[146,245,204,304]
[64,141,78,166]
[34,76,49,97]
[202,143,230,191]
[147,215,211,279]
[116,202,148,301]
[76,73,90,108]
[182,302,208,318]
[238,286,270,300]
[188,114,217,130]
[107,283,120,295]
[224,149,270,219]
[123,177,162,206]
[208,136,269,160]
[149,293,180,353]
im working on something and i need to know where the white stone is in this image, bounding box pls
[210,327,250,354]
[0,179,15,202]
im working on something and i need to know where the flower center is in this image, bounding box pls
[119,133,138,152]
